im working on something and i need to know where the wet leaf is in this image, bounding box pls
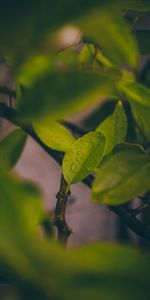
[62,131,106,184]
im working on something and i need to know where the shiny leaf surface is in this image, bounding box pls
[62,131,106,184]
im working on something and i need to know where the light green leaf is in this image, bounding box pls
[79,44,95,65]
[0,129,27,169]
[120,82,150,140]
[96,101,127,154]
[33,119,74,152]
[92,143,150,205]
[18,70,116,121]
[62,131,106,184]
[78,6,139,69]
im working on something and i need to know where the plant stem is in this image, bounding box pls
[54,175,71,245]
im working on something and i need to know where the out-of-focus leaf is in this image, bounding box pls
[96,101,127,154]
[0,284,19,300]
[0,1,140,69]
[79,43,121,76]
[69,243,150,300]
[0,165,149,299]
[135,30,150,55]
[78,6,139,69]
[79,44,95,65]
[0,129,27,169]
[92,143,150,205]
[18,70,116,121]
[16,55,53,87]
[33,119,74,152]
[0,166,68,299]
[0,0,110,65]
[57,48,79,68]
[120,82,150,140]
[62,131,106,184]
[118,0,150,12]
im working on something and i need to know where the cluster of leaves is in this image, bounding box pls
[0,0,150,299]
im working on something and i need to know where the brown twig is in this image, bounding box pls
[54,175,72,245]
[0,85,16,98]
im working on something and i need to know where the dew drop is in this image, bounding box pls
[70,163,77,173]
[76,157,82,162]
[76,150,82,156]
[86,161,94,172]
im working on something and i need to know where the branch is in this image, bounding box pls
[0,102,63,165]
[0,103,150,242]
[54,175,72,245]
[0,86,16,98]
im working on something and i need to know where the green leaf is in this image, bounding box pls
[18,70,116,121]
[79,44,95,65]
[57,48,79,68]
[33,119,74,152]
[16,54,53,87]
[70,243,149,300]
[96,101,127,154]
[118,0,150,12]
[92,143,150,205]
[0,129,27,169]
[62,131,106,184]
[120,82,150,140]
[0,167,67,299]
[0,0,109,65]
[78,6,138,69]
[0,165,149,299]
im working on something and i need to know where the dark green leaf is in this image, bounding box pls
[0,165,149,299]
[33,119,74,152]
[0,129,27,169]
[118,0,150,12]
[92,143,150,205]
[62,131,106,184]
[57,48,79,68]
[0,0,110,65]
[18,70,116,121]
[16,54,53,87]
[78,6,139,68]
